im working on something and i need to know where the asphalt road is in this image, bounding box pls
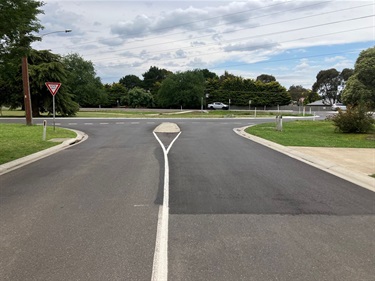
[1,118,374,281]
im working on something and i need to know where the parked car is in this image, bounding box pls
[331,103,347,111]
[208,102,229,110]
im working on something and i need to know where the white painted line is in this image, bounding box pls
[116,122,125,124]
[84,123,93,125]
[131,122,140,124]
[152,130,181,281]
[68,123,77,125]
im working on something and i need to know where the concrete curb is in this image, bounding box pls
[234,126,375,193]
[0,128,88,176]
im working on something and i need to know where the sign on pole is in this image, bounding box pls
[45,82,61,96]
[45,82,61,131]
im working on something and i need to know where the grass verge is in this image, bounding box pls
[0,124,76,165]
[245,120,375,148]
[1,109,309,118]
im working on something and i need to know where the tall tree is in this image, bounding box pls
[157,70,205,108]
[343,47,375,109]
[0,0,44,59]
[104,83,127,107]
[27,50,78,116]
[62,53,105,107]
[119,74,142,89]
[198,69,218,80]
[256,74,276,83]
[312,69,338,105]
[288,85,309,104]
[312,68,353,105]
[124,87,153,108]
[142,66,172,91]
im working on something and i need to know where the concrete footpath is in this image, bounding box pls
[234,127,375,193]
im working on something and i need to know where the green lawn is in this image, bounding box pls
[1,108,309,118]
[0,124,76,165]
[245,120,375,148]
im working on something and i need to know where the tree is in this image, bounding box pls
[142,66,172,91]
[157,70,205,108]
[27,50,78,116]
[312,68,353,105]
[256,74,276,83]
[0,0,44,59]
[119,74,142,89]
[62,53,105,107]
[288,85,309,104]
[104,83,127,107]
[198,69,218,80]
[124,87,153,108]
[343,47,375,109]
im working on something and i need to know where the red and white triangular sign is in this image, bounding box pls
[45,82,61,96]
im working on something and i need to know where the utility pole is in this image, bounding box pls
[22,56,33,126]
[22,29,72,126]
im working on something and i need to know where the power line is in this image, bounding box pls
[91,26,372,64]
[80,4,373,59]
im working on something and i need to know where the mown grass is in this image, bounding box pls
[245,120,375,148]
[0,124,76,165]
[1,109,309,118]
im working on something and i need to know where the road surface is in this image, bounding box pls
[1,118,374,280]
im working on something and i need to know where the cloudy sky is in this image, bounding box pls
[32,0,375,89]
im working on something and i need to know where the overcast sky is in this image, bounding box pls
[32,0,375,89]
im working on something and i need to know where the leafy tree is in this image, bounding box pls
[219,71,237,81]
[306,91,320,104]
[142,66,172,91]
[27,50,78,116]
[124,87,153,108]
[0,0,44,114]
[198,69,218,80]
[256,74,276,83]
[62,53,105,107]
[288,85,309,104]
[312,68,353,105]
[119,74,142,89]
[0,0,44,59]
[157,70,205,108]
[104,83,127,107]
[343,47,375,109]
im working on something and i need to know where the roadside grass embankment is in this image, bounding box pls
[245,120,375,148]
[0,124,76,165]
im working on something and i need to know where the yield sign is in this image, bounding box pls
[45,82,61,96]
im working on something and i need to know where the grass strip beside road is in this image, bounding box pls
[0,124,76,165]
[245,120,375,148]
[1,109,309,118]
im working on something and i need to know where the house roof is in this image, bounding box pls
[306,99,331,106]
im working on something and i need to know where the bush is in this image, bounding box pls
[328,105,374,133]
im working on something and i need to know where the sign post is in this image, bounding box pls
[45,82,61,131]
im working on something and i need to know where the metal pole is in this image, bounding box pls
[53,95,56,131]
[22,56,32,126]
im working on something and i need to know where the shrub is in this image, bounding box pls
[328,105,374,133]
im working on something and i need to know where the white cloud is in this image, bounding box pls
[36,0,374,87]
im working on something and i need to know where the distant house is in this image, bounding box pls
[306,100,332,111]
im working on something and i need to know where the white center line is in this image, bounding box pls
[152,129,181,281]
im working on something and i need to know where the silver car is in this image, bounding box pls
[331,103,347,111]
